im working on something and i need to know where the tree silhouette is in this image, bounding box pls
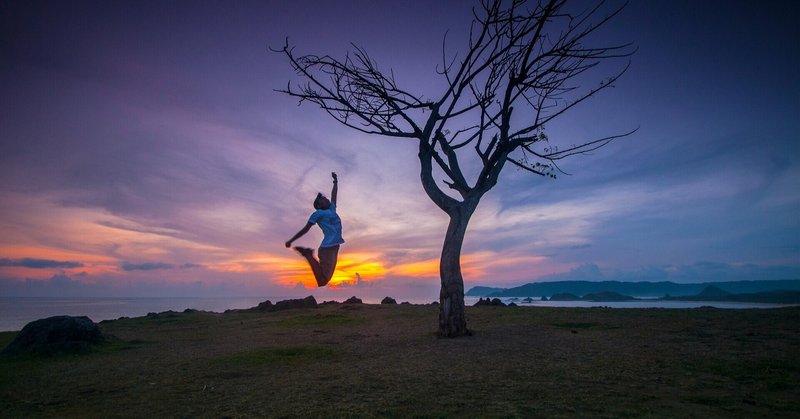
[276,0,635,337]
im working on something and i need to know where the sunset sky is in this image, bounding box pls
[1,0,798,301]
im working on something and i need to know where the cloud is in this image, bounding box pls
[0,258,84,269]
[121,262,174,271]
[118,261,204,271]
[47,273,80,287]
[1,268,297,298]
[0,0,797,301]
[0,273,84,297]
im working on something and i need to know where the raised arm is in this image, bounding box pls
[331,172,338,205]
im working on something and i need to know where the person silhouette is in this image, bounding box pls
[285,172,344,287]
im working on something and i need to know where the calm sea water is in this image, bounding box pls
[0,296,791,332]
[0,297,274,332]
[473,297,793,310]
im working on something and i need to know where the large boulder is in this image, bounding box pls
[225,296,318,313]
[343,296,363,304]
[254,300,274,311]
[380,297,397,305]
[473,297,506,307]
[272,296,318,311]
[2,315,105,356]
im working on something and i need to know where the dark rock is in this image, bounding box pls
[473,297,507,307]
[508,302,518,307]
[380,296,397,305]
[522,297,534,303]
[147,310,179,317]
[343,296,363,304]
[491,298,505,306]
[2,315,105,356]
[273,296,318,311]
[431,301,439,305]
[226,296,317,313]
[400,302,411,305]
[255,300,274,311]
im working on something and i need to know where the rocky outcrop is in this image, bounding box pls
[273,296,318,311]
[380,297,397,305]
[254,300,275,311]
[473,297,506,307]
[344,296,363,304]
[2,315,105,355]
[226,296,318,313]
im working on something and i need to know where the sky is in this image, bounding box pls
[1,0,798,302]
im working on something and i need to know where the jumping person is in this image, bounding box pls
[285,172,344,287]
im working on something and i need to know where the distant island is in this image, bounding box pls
[548,291,637,302]
[467,280,800,304]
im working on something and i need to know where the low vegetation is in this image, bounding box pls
[1,304,798,417]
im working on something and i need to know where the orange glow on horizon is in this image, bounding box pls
[389,258,440,277]
[252,251,388,289]
[387,253,490,279]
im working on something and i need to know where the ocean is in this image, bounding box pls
[0,297,271,332]
[472,297,793,310]
[1,296,792,332]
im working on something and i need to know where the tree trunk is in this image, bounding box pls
[438,204,475,337]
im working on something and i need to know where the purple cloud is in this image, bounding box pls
[121,262,175,271]
[0,258,84,269]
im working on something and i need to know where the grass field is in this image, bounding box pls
[1,303,799,418]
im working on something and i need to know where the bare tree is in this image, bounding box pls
[275,0,635,337]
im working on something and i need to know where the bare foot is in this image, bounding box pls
[293,246,314,258]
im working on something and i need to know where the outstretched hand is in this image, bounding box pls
[331,172,338,182]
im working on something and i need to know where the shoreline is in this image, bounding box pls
[1,295,796,332]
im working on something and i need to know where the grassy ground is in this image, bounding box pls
[1,304,798,418]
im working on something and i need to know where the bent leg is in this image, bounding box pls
[294,247,326,286]
[317,245,340,287]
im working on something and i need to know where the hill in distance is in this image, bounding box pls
[466,279,800,299]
